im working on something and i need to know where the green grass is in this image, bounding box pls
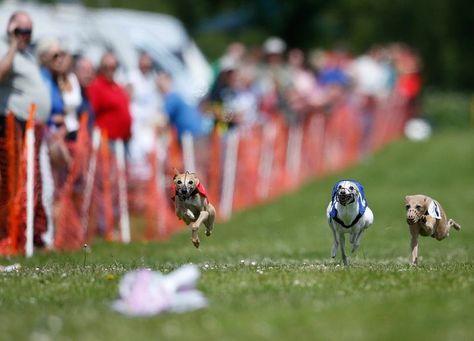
[1,131,474,340]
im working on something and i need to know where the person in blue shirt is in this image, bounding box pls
[156,71,212,141]
[36,37,66,129]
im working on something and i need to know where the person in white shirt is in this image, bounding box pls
[127,52,166,176]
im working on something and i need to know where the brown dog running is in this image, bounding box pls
[405,194,461,265]
[172,169,216,248]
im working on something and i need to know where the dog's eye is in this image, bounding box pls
[338,185,342,189]
[177,180,182,185]
[188,181,194,185]
[405,204,410,210]
[415,205,421,209]
[349,186,354,191]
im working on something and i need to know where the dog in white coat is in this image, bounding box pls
[327,180,374,265]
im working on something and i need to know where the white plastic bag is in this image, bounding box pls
[112,264,207,316]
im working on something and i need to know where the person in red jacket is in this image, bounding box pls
[86,52,132,141]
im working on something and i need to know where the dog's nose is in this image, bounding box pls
[180,188,187,194]
[406,214,416,224]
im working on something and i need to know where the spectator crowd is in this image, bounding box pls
[0,10,422,248]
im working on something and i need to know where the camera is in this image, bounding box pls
[13,28,32,36]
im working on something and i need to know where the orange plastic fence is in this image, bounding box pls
[0,113,19,254]
[0,96,411,255]
[54,114,90,250]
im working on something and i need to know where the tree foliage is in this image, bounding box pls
[77,0,473,89]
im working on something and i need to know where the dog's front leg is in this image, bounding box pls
[330,224,338,258]
[409,225,419,265]
[351,228,364,253]
[338,232,348,266]
[420,215,435,236]
[190,210,210,248]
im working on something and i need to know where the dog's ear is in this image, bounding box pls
[188,172,199,185]
[422,196,430,212]
[173,168,180,180]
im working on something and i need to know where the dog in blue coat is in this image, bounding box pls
[327,180,374,265]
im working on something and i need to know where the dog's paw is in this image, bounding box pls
[192,237,200,248]
[205,229,212,237]
[342,256,349,266]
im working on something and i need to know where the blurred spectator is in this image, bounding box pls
[87,52,132,142]
[393,45,422,103]
[0,10,50,131]
[227,65,262,130]
[349,47,390,99]
[207,56,241,130]
[348,47,390,153]
[257,36,293,121]
[211,42,246,86]
[73,55,96,131]
[317,51,351,90]
[37,37,66,130]
[126,51,166,164]
[286,48,324,119]
[58,52,82,140]
[0,11,51,247]
[157,71,212,141]
[37,37,72,168]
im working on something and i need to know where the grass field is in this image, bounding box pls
[1,131,473,341]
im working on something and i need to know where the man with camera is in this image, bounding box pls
[0,10,50,130]
[0,11,51,249]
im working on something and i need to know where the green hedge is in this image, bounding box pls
[421,91,473,130]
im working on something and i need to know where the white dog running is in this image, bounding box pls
[326,180,374,265]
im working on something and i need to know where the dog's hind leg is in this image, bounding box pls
[204,204,216,237]
[338,232,348,266]
[448,219,461,231]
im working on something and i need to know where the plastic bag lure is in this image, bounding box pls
[112,264,207,316]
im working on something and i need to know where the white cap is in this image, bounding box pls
[263,36,286,54]
[220,55,238,72]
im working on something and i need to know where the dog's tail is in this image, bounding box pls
[449,219,461,231]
